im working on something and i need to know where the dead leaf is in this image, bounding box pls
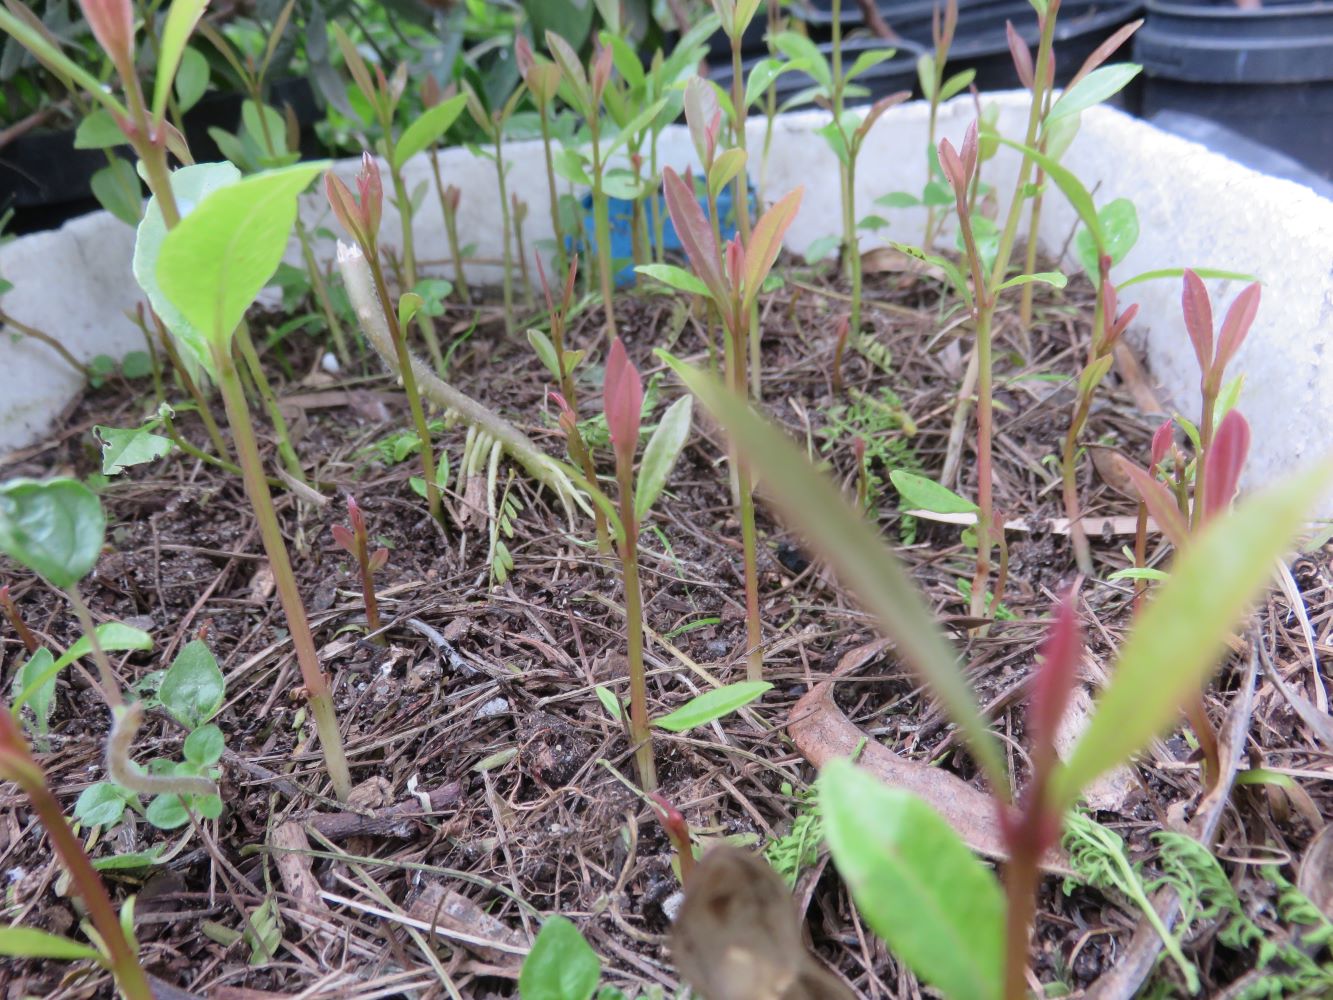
[247,562,275,603]
[407,883,527,964]
[672,845,853,1000]
[788,640,1074,878]
[270,822,326,915]
[347,776,393,810]
[1089,446,1138,501]
[860,246,944,282]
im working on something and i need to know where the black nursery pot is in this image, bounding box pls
[805,0,1145,100]
[1134,0,1333,180]
[710,36,927,107]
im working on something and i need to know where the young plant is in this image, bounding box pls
[147,164,353,802]
[710,0,761,246]
[462,78,526,333]
[420,76,471,305]
[331,496,389,645]
[515,35,567,276]
[649,172,803,680]
[663,358,1331,1000]
[332,23,467,372]
[327,154,443,525]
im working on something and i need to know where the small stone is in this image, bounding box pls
[476,697,509,719]
[320,352,341,374]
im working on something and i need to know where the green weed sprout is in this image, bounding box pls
[327,154,444,525]
[149,164,354,802]
[332,22,467,373]
[664,358,1331,1000]
[331,495,389,645]
[649,169,802,681]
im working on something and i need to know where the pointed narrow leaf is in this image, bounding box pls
[996,271,1068,292]
[393,93,467,169]
[890,470,978,515]
[1213,282,1261,379]
[1202,410,1250,521]
[1048,63,1142,124]
[635,264,711,297]
[821,760,1004,1000]
[1118,458,1190,551]
[707,148,747,200]
[0,926,103,962]
[846,48,895,83]
[742,187,803,309]
[527,328,562,380]
[1069,20,1144,87]
[1181,268,1214,375]
[1053,461,1333,811]
[939,68,976,102]
[635,395,693,518]
[653,681,771,732]
[656,354,1006,794]
[989,135,1101,256]
[661,167,727,304]
[152,0,209,122]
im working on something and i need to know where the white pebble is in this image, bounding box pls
[475,697,509,719]
[321,352,341,374]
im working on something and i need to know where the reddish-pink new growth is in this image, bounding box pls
[604,338,643,468]
[1214,283,1260,381]
[80,0,134,75]
[1028,590,1082,767]
[662,166,726,302]
[1182,269,1215,376]
[1203,410,1251,522]
[1006,22,1034,90]
[1150,418,1174,472]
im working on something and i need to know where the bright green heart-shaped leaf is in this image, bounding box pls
[518,915,601,1000]
[393,93,468,169]
[821,760,1004,1000]
[1053,461,1333,811]
[133,161,243,377]
[636,395,693,519]
[158,639,225,729]
[95,425,174,475]
[0,925,103,963]
[0,478,104,590]
[1048,63,1142,124]
[156,162,327,352]
[654,354,1006,795]
[653,680,771,732]
[890,470,978,515]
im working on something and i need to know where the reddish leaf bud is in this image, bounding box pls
[960,119,979,188]
[937,137,966,193]
[325,171,366,246]
[331,523,355,553]
[725,238,745,293]
[368,548,389,573]
[346,495,366,537]
[1150,418,1174,471]
[1203,409,1251,522]
[1181,268,1214,378]
[1212,282,1260,384]
[1029,589,1082,766]
[444,183,461,213]
[422,73,443,109]
[562,255,579,310]
[851,437,866,463]
[591,43,613,103]
[1006,22,1034,90]
[604,338,643,467]
[515,34,535,78]
[80,0,135,78]
[357,152,383,239]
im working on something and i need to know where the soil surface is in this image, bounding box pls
[1,258,1329,999]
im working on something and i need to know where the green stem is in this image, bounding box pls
[591,122,617,340]
[429,153,470,303]
[847,152,862,338]
[211,341,352,802]
[729,36,752,244]
[537,104,567,275]
[235,322,305,485]
[391,165,447,373]
[616,464,657,792]
[295,215,350,367]
[495,131,515,332]
[65,584,123,709]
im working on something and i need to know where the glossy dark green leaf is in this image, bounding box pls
[0,478,104,589]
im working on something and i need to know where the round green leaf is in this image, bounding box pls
[0,478,105,589]
[158,640,225,729]
[183,723,225,766]
[146,792,189,830]
[518,915,601,1000]
[74,781,132,828]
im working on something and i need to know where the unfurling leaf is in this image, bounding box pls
[1202,409,1250,522]
[603,338,643,468]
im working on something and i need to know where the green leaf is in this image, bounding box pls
[11,649,56,738]
[90,159,143,227]
[153,0,210,123]
[594,685,622,720]
[0,478,104,589]
[635,395,693,519]
[156,163,327,352]
[1052,461,1333,811]
[821,760,1004,1000]
[74,781,133,828]
[771,33,831,93]
[1107,567,1170,583]
[393,93,468,170]
[13,620,153,725]
[996,271,1068,292]
[653,681,771,732]
[1074,197,1138,277]
[939,68,977,103]
[183,723,225,766]
[916,53,936,101]
[1117,267,1256,291]
[398,291,424,330]
[846,48,895,83]
[174,46,210,112]
[804,234,841,263]
[889,242,972,309]
[146,789,190,830]
[634,264,710,298]
[245,898,282,964]
[74,111,125,150]
[519,915,601,1000]
[94,425,174,475]
[989,134,1102,260]
[0,925,103,963]
[707,148,747,200]
[743,57,786,109]
[0,10,127,118]
[528,328,561,380]
[133,161,243,378]
[890,470,978,515]
[1048,64,1142,124]
[1077,355,1114,398]
[655,354,1005,794]
[158,639,225,729]
[93,847,165,870]
[876,191,921,209]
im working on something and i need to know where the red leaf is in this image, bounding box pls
[1006,22,1034,90]
[1029,590,1082,765]
[1181,269,1214,378]
[1150,418,1174,471]
[562,255,578,311]
[1068,19,1144,90]
[742,186,803,308]
[1203,409,1251,522]
[937,137,966,194]
[591,43,613,103]
[330,523,356,553]
[357,152,383,239]
[1212,282,1261,383]
[80,0,136,74]
[603,338,643,466]
[1118,456,1190,551]
[324,172,366,245]
[368,548,390,573]
[684,77,719,167]
[960,119,979,187]
[662,167,727,304]
[346,495,366,536]
[535,253,555,314]
[515,34,534,78]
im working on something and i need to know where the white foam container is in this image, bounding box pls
[3,93,1330,508]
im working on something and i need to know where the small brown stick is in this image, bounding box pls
[301,782,462,840]
[0,585,39,654]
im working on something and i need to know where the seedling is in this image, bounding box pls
[463,78,526,332]
[665,358,1329,1000]
[515,35,567,276]
[650,173,802,680]
[331,496,389,645]
[327,154,443,524]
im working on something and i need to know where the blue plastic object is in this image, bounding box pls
[578,183,752,287]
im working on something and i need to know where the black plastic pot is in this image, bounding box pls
[805,0,1144,100]
[1135,0,1333,180]
[709,36,927,107]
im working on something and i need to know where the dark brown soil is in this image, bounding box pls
[1,260,1328,999]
